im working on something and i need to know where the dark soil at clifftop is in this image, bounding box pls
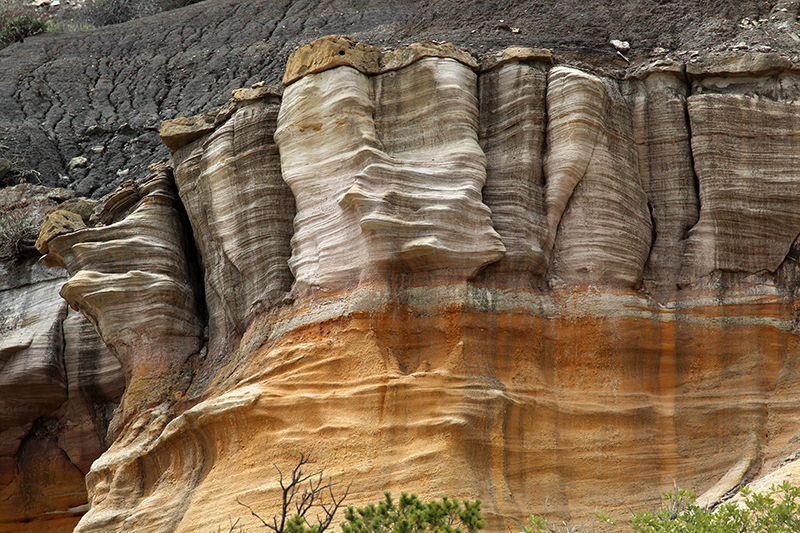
[1,0,798,197]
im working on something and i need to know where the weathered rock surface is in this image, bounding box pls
[6,8,800,532]
[1,35,785,533]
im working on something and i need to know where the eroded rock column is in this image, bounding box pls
[681,94,800,284]
[544,66,653,289]
[627,63,699,297]
[477,48,551,286]
[276,36,505,296]
[166,87,295,365]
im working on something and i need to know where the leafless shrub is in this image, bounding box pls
[234,452,350,533]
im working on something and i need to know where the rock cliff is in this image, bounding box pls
[5,32,799,533]
[5,2,800,531]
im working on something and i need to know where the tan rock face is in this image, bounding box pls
[9,39,800,533]
[282,35,479,86]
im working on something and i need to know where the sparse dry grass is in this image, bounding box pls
[0,199,39,260]
[0,0,203,47]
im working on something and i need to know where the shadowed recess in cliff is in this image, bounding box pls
[167,86,295,368]
[0,184,125,532]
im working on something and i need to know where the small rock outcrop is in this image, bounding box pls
[0,185,124,532]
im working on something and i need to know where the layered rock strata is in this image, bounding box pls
[14,37,800,533]
[167,87,294,366]
[477,48,551,285]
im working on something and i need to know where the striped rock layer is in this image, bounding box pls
[19,38,800,533]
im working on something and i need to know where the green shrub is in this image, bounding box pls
[626,482,800,533]
[524,482,800,533]
[341,492,486,533]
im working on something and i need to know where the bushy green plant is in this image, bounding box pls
[340,492,486,533]
[0,4,47,46]
[626,482,800,533]
[524,482,800,533]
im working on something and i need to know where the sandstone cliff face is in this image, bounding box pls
[9,33,800,533]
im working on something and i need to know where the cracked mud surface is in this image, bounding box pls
[1,0,798,197]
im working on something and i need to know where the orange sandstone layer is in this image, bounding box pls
[74,285,799,532]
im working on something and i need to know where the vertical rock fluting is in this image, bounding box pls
[627,64,699,297]
[680,93,800,284]
[477,49,550,285]
[276,39,505,295]
[275,65,376,294]
[544,67,653,289]
[168,89,295,364]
